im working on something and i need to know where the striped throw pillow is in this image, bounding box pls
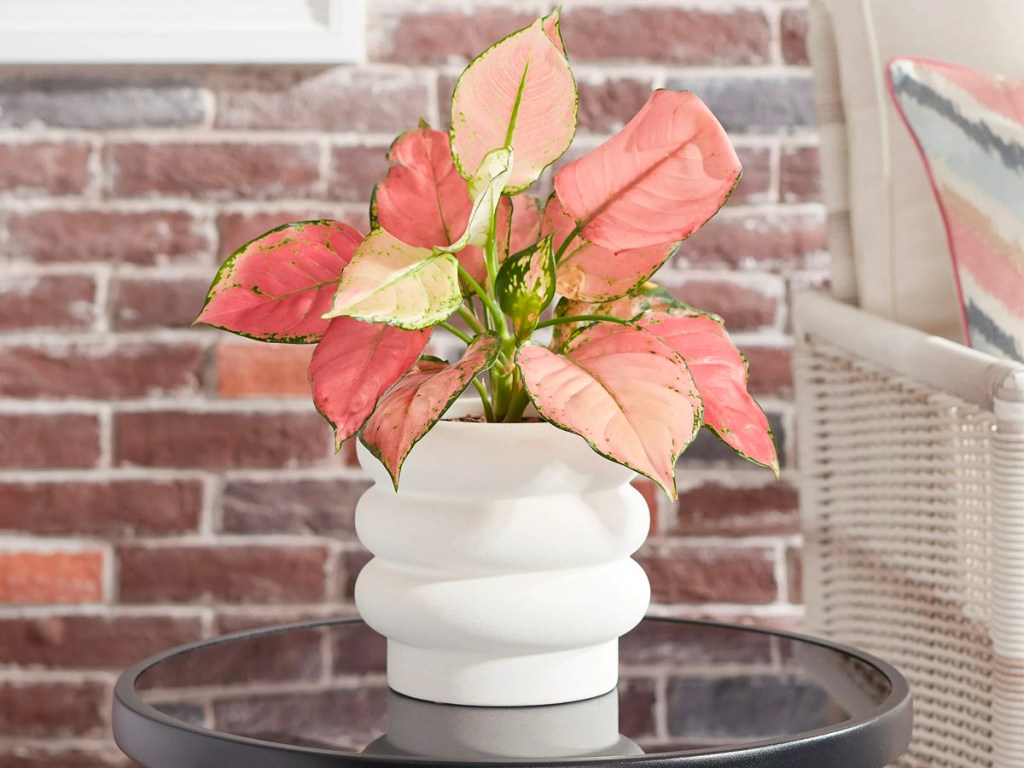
[888,57,1024,362]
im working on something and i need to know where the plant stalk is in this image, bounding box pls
[534,314,632,330]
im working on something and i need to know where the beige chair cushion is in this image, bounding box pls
[829,0,1024,340]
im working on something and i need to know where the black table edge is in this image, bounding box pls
[112,616,913,768]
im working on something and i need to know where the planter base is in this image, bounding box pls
[387,639,618,707]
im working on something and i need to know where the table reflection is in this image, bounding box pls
[135,619,894,758]
[363,689,643,759]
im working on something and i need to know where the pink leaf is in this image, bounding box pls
[309,317,431,448]
[542,194,678,301]
[638,312,778,474]
[543,8,567,56]
[361,334,502,487]
[373,126,472,250]
[371,126,488,286]
[549,283,698,351]
[451,18,577,194]
[554,90,741,252]
[497,194,543,261]
[196,220,362,343]
[518,323,702,498]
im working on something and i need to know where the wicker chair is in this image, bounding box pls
[797,2,1024,766]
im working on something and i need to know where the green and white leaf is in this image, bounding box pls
[495,233,555,334]
[437,147,513,254]
[322,229,462,330]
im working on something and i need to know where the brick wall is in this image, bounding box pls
[0,1,823,764]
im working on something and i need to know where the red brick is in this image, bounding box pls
[632,478,661,535]
[221,478,369,536]
[787,546,803,603]
[0,480,201,537]
[0,615,202,668]
[5,209,208,265]
[328,145,390,203]
[216,341,313,399]
[621,618,774,665]
[618,677,657,737]
[668,280,778,332]
[331,617,387,674]
[675,481,799,536]
[341,437,360,468]
[112,276,209,330]
[0,274,96,331]
[744,346,794,398]
[387,8,770,66]
[0,550,105,604]
[216,209,348,257]
[105,142,321,200]
[374,10,535,64]
[214,70,430,133]
[138,613,323,687]
[637,545,777,604]
[676,212,827,270]
[116,410,328,468]
[0,142,90,194]
[781,9,810,66]
[0,681,107,737]
[731,146,772,203]
[0,414,100,469]
[118,546,329,604]
[780,145,822,203]
[118,409,329,468]
[562,8,771,65]
[340,548,372,601]
[214,687,387,743]
[0,343,203,399]
[576,77,654,134]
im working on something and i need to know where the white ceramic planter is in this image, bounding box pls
[354,400,651,707]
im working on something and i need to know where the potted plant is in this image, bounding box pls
[196,10,778,707]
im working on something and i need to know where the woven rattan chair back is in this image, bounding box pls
[795,293,1024,767]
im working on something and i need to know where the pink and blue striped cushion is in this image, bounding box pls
[888,57,1024,362]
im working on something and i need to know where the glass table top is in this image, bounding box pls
[114,618,912,767]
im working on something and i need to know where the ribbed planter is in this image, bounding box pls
[354,400,651,707]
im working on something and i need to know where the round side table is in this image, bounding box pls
[113,617,912,767]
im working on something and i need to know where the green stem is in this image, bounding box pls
[439,321,473,345]
[456,264,505,333]
[472,379,495,422]
[554,223,582,263]
[503,377,532,423]
[457,305,486,335]
[534,314,632,330]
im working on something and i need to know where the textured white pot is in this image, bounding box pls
[354,400,651,707]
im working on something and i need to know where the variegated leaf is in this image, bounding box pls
[195,220,361,343]
[638,312,779,474]
[497,194,543,262]
[543,194,678,302]
[322,229,462,330]
[438,148,513,253]
[450,18,577,194]
[495,234,556,333]
[309,318,431,448]
[554,90,741,251]
[372,126,472,251]
[361,334,502,488]
[518,322,703,498]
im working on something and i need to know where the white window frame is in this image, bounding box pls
[0,0,365,65]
